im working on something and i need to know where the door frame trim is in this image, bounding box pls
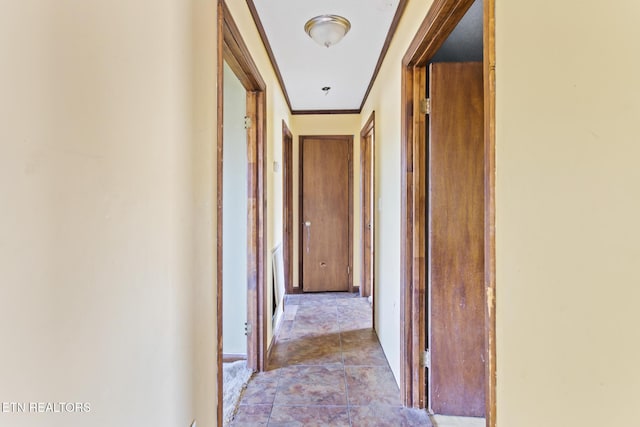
[282,120,294,295]
[359,112,375,299]
[217,1,267,425]
[399,0,496,425]
[298,135,354,293]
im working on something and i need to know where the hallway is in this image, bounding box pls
[231,292,433,426]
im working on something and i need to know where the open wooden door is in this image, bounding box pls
[428,62,485,416]
[299,136,352,293]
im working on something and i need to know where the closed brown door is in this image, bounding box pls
[428,62,485,416]
[300,136,352,292]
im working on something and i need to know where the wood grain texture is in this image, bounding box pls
[429,62,485,417]
[246,92,258,369]
[412,66,428,408]
[256,90,267,372]
[216,4,224,424]
[484,0,497,424]
[400,63,415,407]
[299,136,352,292]
[348,139,354,294]
[360,112,375,299]
[282,121,294,295]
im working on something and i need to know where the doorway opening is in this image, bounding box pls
[220,58,251,423]
[399,0,496,425]
[216,1,267,425]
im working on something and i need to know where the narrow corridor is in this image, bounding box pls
[231,292,433,426]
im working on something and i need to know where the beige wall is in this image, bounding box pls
[495,0,640,425]
[290,115,362,290]
[0,0,217,426]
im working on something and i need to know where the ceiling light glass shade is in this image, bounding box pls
[304,15,351,48]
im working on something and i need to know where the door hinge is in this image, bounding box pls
[244,322,252,336]
[244,116,252,129]
[420,349,431,368]
[419,98,430,115]
[347,265,350,275]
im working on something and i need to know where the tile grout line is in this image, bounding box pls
[265,302,294,426]
[336,297,354,427]
[261,292,413,426]
[265,355,283,425]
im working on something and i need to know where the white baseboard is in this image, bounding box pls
[431,415,486,427]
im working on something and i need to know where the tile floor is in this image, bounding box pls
[231,292,433,426]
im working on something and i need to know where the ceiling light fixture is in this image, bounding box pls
[304,15,351,48]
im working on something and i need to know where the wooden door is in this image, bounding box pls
[428,62,485,416]
[300,136,352,293]
[360,115,375,298]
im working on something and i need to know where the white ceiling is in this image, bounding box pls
[249,0,403,112]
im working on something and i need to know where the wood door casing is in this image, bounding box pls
[429,62,485,416]
[360,113,375,298]
[282,121,294,294]
[300,136,352,293]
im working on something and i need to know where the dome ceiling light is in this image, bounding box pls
[304,15,351,48]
